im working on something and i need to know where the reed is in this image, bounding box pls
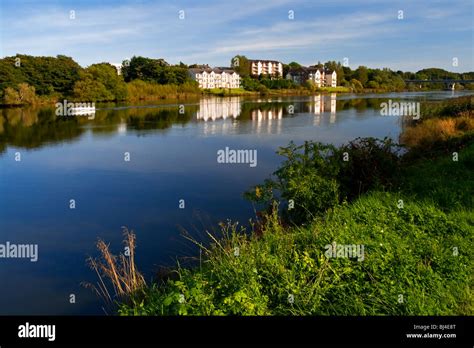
[84,227,145,308]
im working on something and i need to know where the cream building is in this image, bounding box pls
[188,67,240,89]
[249,60,283,77]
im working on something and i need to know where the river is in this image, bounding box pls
[0,91,472,314]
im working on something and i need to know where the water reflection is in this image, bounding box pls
[1,92,471,153]
[196,97,241,121]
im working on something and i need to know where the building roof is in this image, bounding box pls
[249,59,282,64]
[189,67,238,74]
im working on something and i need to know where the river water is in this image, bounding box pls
[0,91,471,314]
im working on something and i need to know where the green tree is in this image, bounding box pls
[231,55,250,77]
[288,61,302,69]
[85,63,128,100]
[0,55,82,96]
[354,66,369,87]
[73,78,113,101]
[350,78,364,92]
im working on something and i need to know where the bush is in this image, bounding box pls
[245,141,341,224]
[3,86,20,105]
[338,137,403,199]
[2,83,38,105]
[245,138,403,224]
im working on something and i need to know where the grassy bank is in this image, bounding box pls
[88,96,473,316]
[203,88,258,97]
[117,143,473,315]
[135,86,351,98]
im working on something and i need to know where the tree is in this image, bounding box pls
[354,66,369,87]
[367,81,380,89]
[230,55,250,77]
[85,63,128,100]
[350,79,364,92]
[122,56,190,85]
[0,55,82,96]
[288,61,302,69]
[73,78,113,101]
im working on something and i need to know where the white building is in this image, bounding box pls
[110,63,123,75]
[249,59,283,77]
[286,67,337,87]
[188,67,240,89]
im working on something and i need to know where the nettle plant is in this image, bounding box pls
[245,138,403,224]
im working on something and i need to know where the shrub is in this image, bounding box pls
[245,141,341,224]
[3,86,21,105]
[337,137,403,199]
[401,115,474,148]
[246,138,403,224]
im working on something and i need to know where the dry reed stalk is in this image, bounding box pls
[83,227,145,306]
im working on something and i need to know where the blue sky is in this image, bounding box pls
[0,0,473,71]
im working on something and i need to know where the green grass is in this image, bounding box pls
[314,86,351,93]
[204,88,256,96]
[401,141,474,210]
[118,143,474,316]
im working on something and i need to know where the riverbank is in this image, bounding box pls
[2,85,471,108]
[98,96,473,316]
[0,85,354,107]
[203,86,352,97]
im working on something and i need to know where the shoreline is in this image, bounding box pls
[1,88,472,108]
[105,95,473,316]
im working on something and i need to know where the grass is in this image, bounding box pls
[204,88,257,96]
[83,227,145,312]
[401,114,474,148]
[114,142,473,315]
[314,86,351,93]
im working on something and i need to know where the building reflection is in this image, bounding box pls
[251,107,283,135]
[195,93,339,135]
[196,97,241,121]
[329,93,336,123]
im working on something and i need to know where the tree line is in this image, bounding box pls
[231,55,474,92]
[1,54,473,106]
[0,55,200,105]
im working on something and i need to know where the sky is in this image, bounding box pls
[0,0,473,72]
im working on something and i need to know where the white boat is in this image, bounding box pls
[69,106,96,116]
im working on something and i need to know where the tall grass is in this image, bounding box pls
[84,227,145,311]
[401,114,474,147]
[126,80,200,100]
